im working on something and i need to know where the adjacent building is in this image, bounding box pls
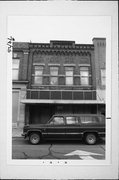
[12,38,106,136]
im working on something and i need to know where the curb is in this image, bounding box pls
[12,136,23,139]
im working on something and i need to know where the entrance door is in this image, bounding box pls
[30,105,51,124]
[45,116,65,139]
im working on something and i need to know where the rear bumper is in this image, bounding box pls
[98,132,105,138]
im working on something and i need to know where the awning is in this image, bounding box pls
[21,99,105,104]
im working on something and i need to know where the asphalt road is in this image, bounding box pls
[12,137,105,160]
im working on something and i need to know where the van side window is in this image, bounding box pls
[80,116,96,124]
[50,116,64,125]
[80,117,92,124]
[66,116,78,125]
[79,116,85,123]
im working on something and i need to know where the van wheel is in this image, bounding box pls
[29,133,40,145]
[85,133,97,145]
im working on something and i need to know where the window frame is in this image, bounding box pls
[50,66,59,85]
[65,66,74,85]
[80,66,89,86]
[33,65,44,85]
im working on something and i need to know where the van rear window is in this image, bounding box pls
[80,116,103,124]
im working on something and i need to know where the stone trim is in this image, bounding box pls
[33,63,45,66]
[48,63,60,66]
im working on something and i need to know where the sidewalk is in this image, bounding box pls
[12,127,23,137]
[12,130,118,179]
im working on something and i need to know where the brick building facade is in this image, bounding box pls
[12,38,106,136]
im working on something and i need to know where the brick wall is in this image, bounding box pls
[93,38,106,101]
[31,53,92,89]
[93,38,106,89]
[27,42,95,91]
[13,42,29,81]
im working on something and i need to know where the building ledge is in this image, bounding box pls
[12,80,29,84]
[21,99,105,104]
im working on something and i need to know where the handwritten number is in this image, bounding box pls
[7,36,15,53]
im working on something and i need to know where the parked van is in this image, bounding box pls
[22,114,105,145]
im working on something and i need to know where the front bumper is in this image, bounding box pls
[21,133,27,138]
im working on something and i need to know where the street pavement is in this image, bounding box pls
[12,137,105,160]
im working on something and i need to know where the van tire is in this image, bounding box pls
[29,132,41,145]
[85,133,97,145]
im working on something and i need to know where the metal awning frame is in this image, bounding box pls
[21,99,105,105]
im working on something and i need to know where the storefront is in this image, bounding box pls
[21,99,105,125]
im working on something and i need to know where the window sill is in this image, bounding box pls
[12,80,29,84]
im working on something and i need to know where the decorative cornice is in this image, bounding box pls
[13,41,94,56]
[13,42,29,50]
[30,43,94,50]
[33,49,92,56]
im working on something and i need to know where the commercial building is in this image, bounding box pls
[12,38,106,136]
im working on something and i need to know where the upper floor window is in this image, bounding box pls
[12,59,20,80]
[34,66,43,84]
[50,67,58,85]
[13,53,18,58]
[65,67,73,85]
[80,67,89,85]
[101,69,106,86]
